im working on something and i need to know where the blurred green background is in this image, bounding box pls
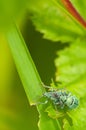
[0,14,67,129]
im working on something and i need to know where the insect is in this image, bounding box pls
[42,84,79,110]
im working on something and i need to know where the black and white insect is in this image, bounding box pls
[42,84,79,110]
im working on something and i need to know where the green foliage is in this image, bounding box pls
[6,24,44,104]
[28,0,85,42]
[69,0,86,19]
[2,0,86,130]
[6,24,61,130]
[37,105,62,130]
[28,0,86,129]
[55,39,86,129]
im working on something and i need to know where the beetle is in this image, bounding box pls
[42,84,79,110]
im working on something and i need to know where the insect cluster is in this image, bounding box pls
[43,87,79,110]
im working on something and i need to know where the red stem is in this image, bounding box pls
[61,0,86,28]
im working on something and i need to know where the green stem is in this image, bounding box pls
[6,23,61,130]
[6,23,44,105]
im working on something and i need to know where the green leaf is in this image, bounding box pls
[70,0,86,19]
[0,36,37,130]
[37,105,62,130]
[55,39,86,129]
[6,24,62,130]
[45,106,64,119]
[6,24,44,104]
[28,0,84,42]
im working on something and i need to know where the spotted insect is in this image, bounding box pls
[42,85,79,110]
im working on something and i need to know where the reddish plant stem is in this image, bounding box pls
[61,0,86,28]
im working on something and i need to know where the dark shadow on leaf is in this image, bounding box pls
[21,16,69,85]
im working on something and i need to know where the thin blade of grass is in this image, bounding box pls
[6,24,61,130]
[6,24,44,104]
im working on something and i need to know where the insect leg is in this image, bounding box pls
[36,100,48,105]
[41,82,51,89]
